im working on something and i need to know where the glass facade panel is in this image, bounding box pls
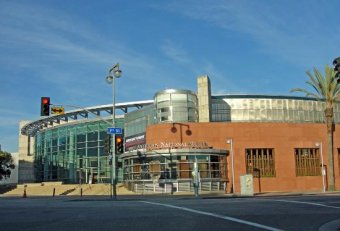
[211,96,340,124]
[123,153,226,182]
[34,118,124,183]
[154,89,198,123]
[125,105,156,137]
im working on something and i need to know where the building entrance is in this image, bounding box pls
[121,148,229,193]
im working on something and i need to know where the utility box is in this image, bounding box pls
[240,174,254,196]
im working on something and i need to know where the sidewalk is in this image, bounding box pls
[120,189,340,200]
[2,183,340,199]
[66,190,340,201]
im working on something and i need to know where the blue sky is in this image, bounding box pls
[1,0,339,153]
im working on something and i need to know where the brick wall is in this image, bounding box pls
[146,122,340,193]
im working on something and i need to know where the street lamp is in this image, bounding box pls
[226,139,235,194]
[106,63,122,200]
[315,142,326,193]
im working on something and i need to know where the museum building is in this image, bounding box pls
[19,76,340,193]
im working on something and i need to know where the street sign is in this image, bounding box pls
[107,127,123,134]
[51,107,64,115]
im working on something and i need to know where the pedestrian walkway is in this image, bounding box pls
[1,183,340,198]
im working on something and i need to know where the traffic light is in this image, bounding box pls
[333,57,340,83]
[104,135,111,154]
[115,135,124,154]
[40,97,50,116]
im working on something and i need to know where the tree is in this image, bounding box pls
[291,65,340,191]
[0,150,15,181]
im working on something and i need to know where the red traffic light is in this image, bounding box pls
[42,98,49,104]
[41,97,50,116]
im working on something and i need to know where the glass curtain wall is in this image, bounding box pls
[123,154,225,181]
[154,89,198,123]
[124,105,156,137]
[211,96,340,123]
[34,118,124,183]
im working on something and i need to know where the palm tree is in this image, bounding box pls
[291,65,340,191]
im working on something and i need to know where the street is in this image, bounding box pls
[0,194,339,231]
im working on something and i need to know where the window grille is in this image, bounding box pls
[245,148,276,177]
[295,148,321,176]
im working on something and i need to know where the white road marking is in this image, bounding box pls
[141,201,284,231]
[259,198,340,209]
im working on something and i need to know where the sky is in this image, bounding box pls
[0,0,339,153]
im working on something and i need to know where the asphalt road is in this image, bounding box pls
[0,194,339,231]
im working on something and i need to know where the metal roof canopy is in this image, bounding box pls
[21,100,154,137]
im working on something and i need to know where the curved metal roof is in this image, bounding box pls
[21,94,332,137]
[21,100,154,136]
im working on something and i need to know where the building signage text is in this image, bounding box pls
[146,141,209,151]
[125,133,146,151]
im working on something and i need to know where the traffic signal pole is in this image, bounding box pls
[111,72,117,200]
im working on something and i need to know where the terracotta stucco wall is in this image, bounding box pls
[146,122,340,193]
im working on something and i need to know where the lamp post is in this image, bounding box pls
[106,63,122,200]
[193,157,199,198]
[315,142,326,192]
[226,139,235,194]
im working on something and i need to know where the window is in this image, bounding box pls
[160,108,169,113]
[246,148,276,177]
[295,148,321,176]
[160,116,169,121]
